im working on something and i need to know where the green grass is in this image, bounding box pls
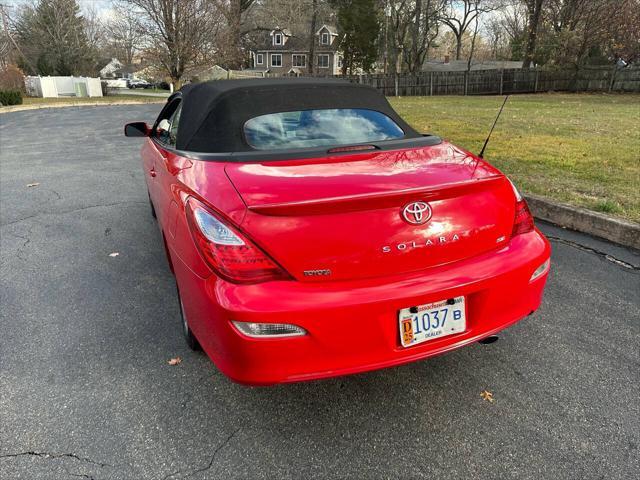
[20,95,165,106]
[390,93,640,224]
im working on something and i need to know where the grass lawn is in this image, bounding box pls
[19,95,165,106]
[390,93,640,224]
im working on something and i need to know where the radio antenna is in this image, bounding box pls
[479,95,509,159]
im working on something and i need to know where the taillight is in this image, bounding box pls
[185,197,291,284]
[512,199,535,236]
[508,179,534,236]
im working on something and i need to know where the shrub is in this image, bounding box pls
[0,90,23,106]
[0,65,25,92]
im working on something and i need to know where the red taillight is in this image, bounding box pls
[185,197,291,284]
[512,199,535,236]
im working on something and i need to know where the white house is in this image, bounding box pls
[99,58,124,78]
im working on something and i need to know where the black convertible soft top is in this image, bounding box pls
[171,78,425,153]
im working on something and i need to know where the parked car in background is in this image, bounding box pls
[124,78,551,385]
[127,79,152,89]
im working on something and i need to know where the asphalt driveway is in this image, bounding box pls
[1,105,638,480]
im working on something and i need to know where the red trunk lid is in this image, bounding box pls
[224,142,516,282]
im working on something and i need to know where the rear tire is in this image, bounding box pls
[177,286,201,351]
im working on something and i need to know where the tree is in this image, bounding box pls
[537,0,639,67]
[308,0,319,74]
[485,2,527,59]
[386,0,445,73]
[607,0,640,63]
[442,0,501,60]
[406,0,446,72]
[122,0,221,87]
[105,5,144,65]
[216,0,257,69]
[15,0,95,75]
[83,5,105,56]
[332,0,380,74]
[521,0,544,67]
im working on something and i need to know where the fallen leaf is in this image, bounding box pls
[27,183,40,188]
[168,357,182,366]
[108,252,120,257]
[480,390,495,403]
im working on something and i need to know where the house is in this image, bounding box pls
[422,57,524,72]
[249,25,343,76]
[191,65,231,81]
[99,58,123,78]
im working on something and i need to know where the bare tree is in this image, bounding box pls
[521,0,544,67]
[542,0,639,67]
[485,2,527,59]
[407,0,446,72]
[105,5,144,65]
[607,0,640,63]
[442,0,501,60]
[466,14,479,69]
[308,0,318,74]
[121,0,221,87]
[0,4,21,68]
[501,1,527,41]
[215,0,257,68]
[83,4,105,55]
[387,0,445,73]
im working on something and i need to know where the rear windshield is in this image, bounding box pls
[243,108,405,150]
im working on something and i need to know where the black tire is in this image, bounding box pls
[148,190,157,219]
[177,286,201,351]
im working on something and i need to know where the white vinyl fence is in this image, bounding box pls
[24,76,103,98]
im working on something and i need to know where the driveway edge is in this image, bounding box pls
[525,194,640,250]
[0,99,165,114]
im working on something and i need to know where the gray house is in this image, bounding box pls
[249,25,343,76]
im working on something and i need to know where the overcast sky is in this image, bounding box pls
[6,0,116,18]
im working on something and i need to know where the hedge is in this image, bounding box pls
[0,90,23,106]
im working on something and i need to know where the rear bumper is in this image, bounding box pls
[173,229,551,385]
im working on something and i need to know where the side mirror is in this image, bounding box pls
[124,122,150,137]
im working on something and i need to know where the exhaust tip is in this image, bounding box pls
[478,335,499,345]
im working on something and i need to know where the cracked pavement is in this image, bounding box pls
[1,105,639,479]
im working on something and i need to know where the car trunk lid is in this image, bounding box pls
[224,142,515,282]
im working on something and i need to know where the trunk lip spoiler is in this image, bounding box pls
[246,175,506,216]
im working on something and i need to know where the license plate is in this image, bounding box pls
[398,296,466,348]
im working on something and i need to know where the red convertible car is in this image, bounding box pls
[125,79,550,385]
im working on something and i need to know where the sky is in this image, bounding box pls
[6,0,116,19]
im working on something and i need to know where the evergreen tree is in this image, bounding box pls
[331,0,380,75]
[16,0,94,76]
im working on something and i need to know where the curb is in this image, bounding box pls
[525,194,640,250]
[0,99,165,114]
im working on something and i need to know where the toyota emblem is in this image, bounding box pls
[401,201,432,225]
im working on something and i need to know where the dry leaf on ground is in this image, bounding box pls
[168,357,182,366]
[108,252,120,257]
[26,183,40,188]
[480,390,495,403]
